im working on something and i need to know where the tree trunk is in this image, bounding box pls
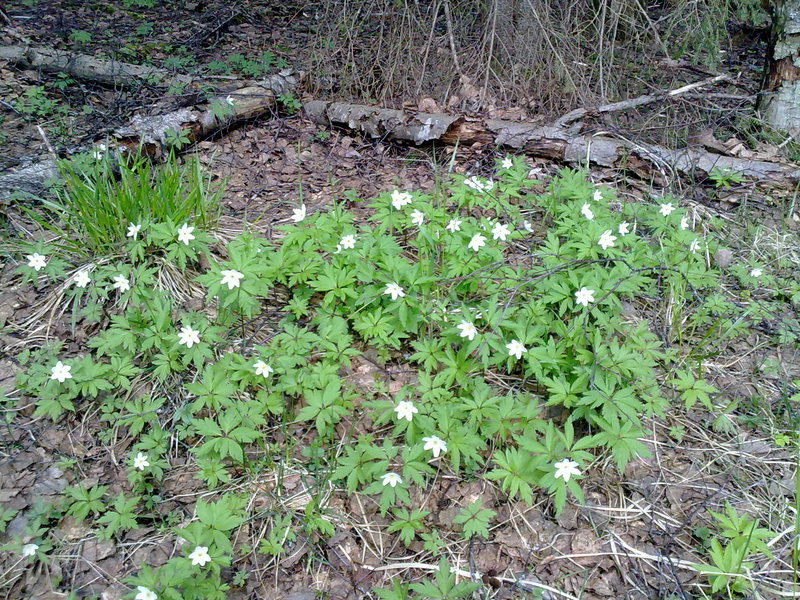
[760,0,800,130]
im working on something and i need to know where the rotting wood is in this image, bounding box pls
[0,77,300,200]
[304,100,800,184]
[0,44,298,95]
[0,45,197,89]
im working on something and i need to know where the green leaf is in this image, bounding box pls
[453,499,496,539]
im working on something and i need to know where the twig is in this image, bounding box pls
[633,0,669,59]
[0,99,22,115]
[481,0,498,104]
[442,0,463,80]
[181,4,242,47]
[35,125,57,160]
[554,74,729,128]
[416,0,441,97]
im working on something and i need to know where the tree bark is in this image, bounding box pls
[760,0,800,130]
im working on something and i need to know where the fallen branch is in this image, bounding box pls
[304,100,800,184]
[553,75,730,127]
[0,76,300,200]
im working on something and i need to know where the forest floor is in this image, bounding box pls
[2,2,800,600]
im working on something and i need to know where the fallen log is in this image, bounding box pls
[0,75,300,200]
[0,45,198,89]
[304,101,800,184]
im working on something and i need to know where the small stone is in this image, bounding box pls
[714,248,733,268]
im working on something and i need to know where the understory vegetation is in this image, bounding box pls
[2,151,799,599]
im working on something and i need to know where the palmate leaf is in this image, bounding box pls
[186,366,237,412]
[671,370,719,410]
[587,416,651,472]
[387,509,429,547]
[410,558,480,599]
[453,499,496,539]
[332,441,387,493]
[195,497,245,531]
[298,379,347,436]
[486,448,535,504]
[96,493,139,538]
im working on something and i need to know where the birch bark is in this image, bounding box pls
[760,0,800,130]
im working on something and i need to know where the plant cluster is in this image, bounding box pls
[5,151,789,599]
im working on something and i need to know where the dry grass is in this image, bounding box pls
[307,0,763,119]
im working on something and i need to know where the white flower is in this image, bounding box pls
[501,156,513,169]
[464,176,494,193]
[253,360,273,377]
[456,320,478,341]
[133,452,150,471]
[73,270,91,288]
[112,274,130,293]
[581,203,594,220]
[750,267,763,278]
[491,222,510,241]
[660,203,675,217]
[409,210,425,227]
[553,459,581,482]
[225,95,235,106]
[21,544,38,557]
[506,339,527,360]
[177,223,195,245]
[26,253,47,271]
[618,222,630,236]
[574,287,595,307]
[522,220,533,232]
[127,223,142,239]
[177,325,201,348]
[220,269,244,290]
[291,204,307,223]
[337,236,355,250]
[381,472,402,488]
[689,239,701,253]
[468,233,487,252]
[135,587,158,600]
[383,282,406,301]
[464,176,482,191]
[188,545,211,567]
[50,361,72,383]
[92,144,107,160]
[445,218,462,233]
[593,189,603,202]
[598,230,617,250]
[423,436,447,458]
[394,400,418,422]
[680,215,690,230]
[391,190,412,210]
